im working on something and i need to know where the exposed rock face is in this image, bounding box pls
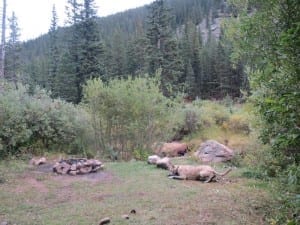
[194,140,234,163]
[154,142,188,157]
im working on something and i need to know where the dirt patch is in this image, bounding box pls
[14,177,48,193]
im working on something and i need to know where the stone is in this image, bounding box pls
[194,140,234,163]
[130,209,136,214]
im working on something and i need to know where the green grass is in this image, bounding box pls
[0,159,274,225]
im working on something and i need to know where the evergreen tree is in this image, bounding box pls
[146,0,182,96]
[48,5,59,97]
[5,11,21,85]
[185,60,196,98]
[61,0,103,103]
[161,37,183,96]
[106,28,127,78]
[126,23,148,76]
[58,0,82,102]
[180,21,202,98]
[126,36,148,76]
[79,0,104,81]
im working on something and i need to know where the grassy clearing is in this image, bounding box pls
[0,159,272,225]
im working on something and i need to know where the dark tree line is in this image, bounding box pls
[4,0,247,103]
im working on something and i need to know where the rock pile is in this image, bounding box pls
[53,158,104,175]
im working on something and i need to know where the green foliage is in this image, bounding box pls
[16,0,246,101]
[225,0,300,164]
[59,0,104,103]
[171,103,202,140]
[225,4,300,222]
[146,0,183,97]
[226,113,250,134]
[0,82,90,158]
[5,11,21,84]
[196,100,231,126]
[83,75,182,160]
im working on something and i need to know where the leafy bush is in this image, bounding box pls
[171,103,202,140]
[83,76,182,160]
[194,100,231,126]
[226,114,251,134]
[0,82,90,158]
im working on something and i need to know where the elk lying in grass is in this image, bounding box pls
[168,164,232,183]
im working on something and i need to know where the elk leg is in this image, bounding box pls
[204,174,215,183]
[169,175,186,180]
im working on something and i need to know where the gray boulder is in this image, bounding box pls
[194,140,234,162]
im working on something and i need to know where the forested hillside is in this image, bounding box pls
[7,0,247,103]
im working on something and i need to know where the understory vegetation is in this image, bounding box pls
[0,76,298,224]
[0,82,91,158]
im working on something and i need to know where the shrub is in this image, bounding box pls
[227,114,251,134]
[195,100,231,126]
[171,103,202,140]
[0,82,90,158]
[83,76,182,160]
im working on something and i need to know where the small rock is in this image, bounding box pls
[99,217,110,225]
[0,221,9,225]
[130,209,136,214]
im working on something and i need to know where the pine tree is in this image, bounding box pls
[126,22,148,76]
[126,36,148,76]
[58,0,82,102]
[79,0,104,81]
[185,60,196,98]
[48,5,59,97]
[180,21,202,98]
[107,28,127,78]
[5,11,21,85]
[146,0,183,96]
[161,37,183,96]
[61,0,103,103]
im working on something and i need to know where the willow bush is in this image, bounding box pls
[83,76,182,160]
[0,82,90,158]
